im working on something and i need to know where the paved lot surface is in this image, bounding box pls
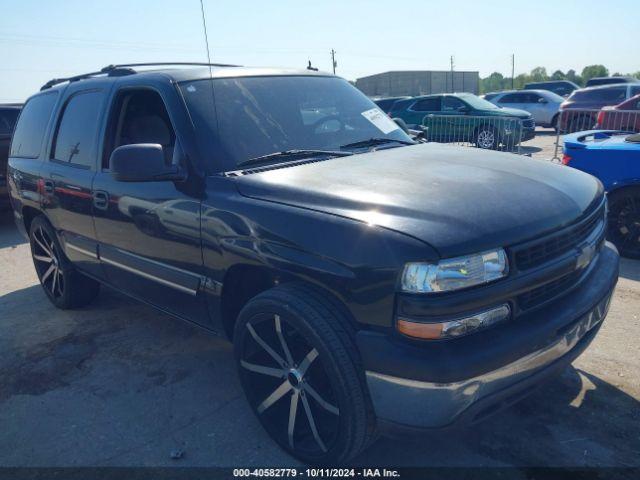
[1,134,639,468]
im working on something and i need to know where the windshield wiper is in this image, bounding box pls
[237,149,353,168]
[339,137,415,150]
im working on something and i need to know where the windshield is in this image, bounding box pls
[458,93,501,110]
[179,76,412,172]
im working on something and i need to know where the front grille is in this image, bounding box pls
[514,203,605,271]
[518,269,583,311]
[522,119,535,128]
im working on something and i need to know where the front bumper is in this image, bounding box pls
[360,242,618,429]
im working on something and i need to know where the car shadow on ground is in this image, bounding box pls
[356,367,640,467]
[519,145,543,155]
[1,282,639,467]
[0,212,25,249]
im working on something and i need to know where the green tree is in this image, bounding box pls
[551,70,565,80]
[565,69,583,86]
[529,67,548,82]
[481,72,505,93]
[581,65,609,84]
[513,73,530,90]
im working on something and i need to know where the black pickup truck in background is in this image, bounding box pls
[7,63,619,463]
[0,104,21,210]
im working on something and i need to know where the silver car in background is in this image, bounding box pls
[484,89,564,130]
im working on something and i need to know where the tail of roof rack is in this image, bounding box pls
[40,62,241,91]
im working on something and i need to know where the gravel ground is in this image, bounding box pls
[0,134,639,469]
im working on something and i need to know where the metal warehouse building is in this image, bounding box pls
[355,70,480,97]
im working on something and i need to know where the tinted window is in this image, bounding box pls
[411,98,440,112]
[104,89,176,168]
[10,93,58,158]
[483,93,499,101]
[0,109,20,135]
[442,96,466,111]
[52,91,104,167]
[631,86,640,96]
[572,87,626,102]
[374,98,395,112]
[590,87,627,102]
[498,93,525,104]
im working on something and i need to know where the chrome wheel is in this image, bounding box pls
[239,314,340,457]
[32,226,64,299]
[476,128,496,149]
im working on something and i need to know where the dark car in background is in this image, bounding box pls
[1,104,22,210]
[388,92,535,149]
[524,80,579,97]
[586,76,639,88]
[559,84,640,133]
[7,64,618,463]
[372,96,410,114]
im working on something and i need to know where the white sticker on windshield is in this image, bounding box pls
[361,108,399,134]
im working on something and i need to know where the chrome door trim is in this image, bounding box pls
[100,255,199,296]
[66,242,97,258]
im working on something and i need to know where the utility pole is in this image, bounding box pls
[450,55,455,93]
[331,49,337,74]
[511,54,515,89]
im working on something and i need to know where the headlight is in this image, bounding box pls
[401,248,508,293]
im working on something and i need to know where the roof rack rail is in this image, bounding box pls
[103,62,241,69]
[40,62,240,91]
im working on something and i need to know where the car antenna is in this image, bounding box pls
[307,60,318,72]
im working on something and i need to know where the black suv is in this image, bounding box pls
[8,63,619,463]
[1,104,21,210]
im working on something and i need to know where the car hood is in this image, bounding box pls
[234,143,603,258]
[492,107,532,119]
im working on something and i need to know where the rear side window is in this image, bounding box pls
[572,87,626,102]
[10,93,58,158]
[499,93,525,103]
[51,90,104,168]
[411,98,440,112]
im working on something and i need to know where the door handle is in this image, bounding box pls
[43,180,55,194]
[92,190,109,210]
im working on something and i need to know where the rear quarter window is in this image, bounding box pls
[10,92,58,158]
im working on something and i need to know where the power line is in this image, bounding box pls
[331,49,337,74]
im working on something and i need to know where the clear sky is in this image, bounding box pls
[1,0,638,102]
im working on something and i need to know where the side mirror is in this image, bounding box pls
[538,98,548,104]
[109,144,184,182]
[457,106,471,113]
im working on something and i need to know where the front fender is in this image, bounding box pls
[201,176,437,331]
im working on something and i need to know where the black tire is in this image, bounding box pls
[475,125,498,150]
[29,215,100,309]
[551,113,559,133]
[607,189,640,259]
[233,283,376,464]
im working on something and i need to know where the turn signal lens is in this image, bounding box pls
[561,154,572,165]
[397,304,511,340]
